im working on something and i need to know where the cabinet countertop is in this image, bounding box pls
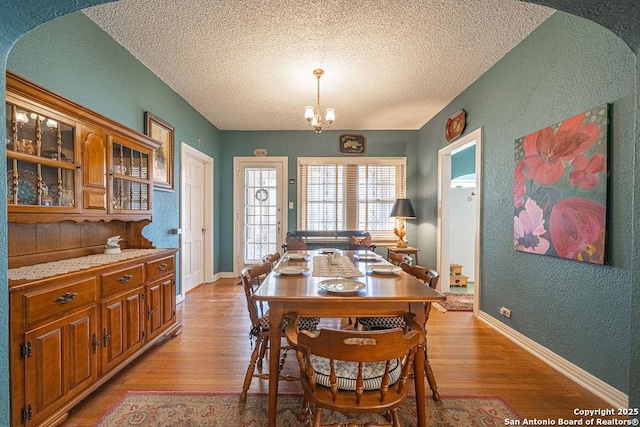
[8,248,174,282]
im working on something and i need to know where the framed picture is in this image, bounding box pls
[514,103,609,264]
[145,112,175,191]
[338,134,366,155]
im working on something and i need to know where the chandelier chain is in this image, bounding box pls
[316,74,321,110]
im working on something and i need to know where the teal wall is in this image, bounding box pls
[6,12,223,279]
[417,12,636,394]
[451,144,476,179]
[219,130,418,272]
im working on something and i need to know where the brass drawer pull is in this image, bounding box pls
[92,334,100,354]
[53,292,78,304]
[119,274,133,283]
[158,263,167,271]
[103,328,111,346]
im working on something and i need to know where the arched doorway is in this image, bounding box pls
[0,1,637,423]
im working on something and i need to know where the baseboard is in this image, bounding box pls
[477,311,628,408]
[214,272,238,280]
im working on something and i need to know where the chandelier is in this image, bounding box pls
[304,69,335,134]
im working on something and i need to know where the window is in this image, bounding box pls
[298,157,406,240]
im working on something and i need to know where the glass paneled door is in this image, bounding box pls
[234,157,288,271]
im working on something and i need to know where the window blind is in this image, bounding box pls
[298,157,406,240]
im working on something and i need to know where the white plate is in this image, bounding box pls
[317,279,365,293]
[354,253,380,261]
[286,252,310,260]
[317,248,341,254]
[366,265,401,274]
[273,266,310,275]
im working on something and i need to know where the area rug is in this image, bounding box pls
[435,293,474,312]
[94,391,519,426]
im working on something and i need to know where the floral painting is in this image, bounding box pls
[514,104,609,264]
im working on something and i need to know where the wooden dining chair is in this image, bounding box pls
[283,235,307,251]
[285,311,424,426]
[239,262,320,402]
[400,262,440,321]
[401,262,441,402]
[358,262,441,402]
[262,251,281,267]
[347,233,377,251]
[387,250,413,266]
[357,262,437,330]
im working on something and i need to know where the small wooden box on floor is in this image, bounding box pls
[450,263,468,287]
[450,264,462,275]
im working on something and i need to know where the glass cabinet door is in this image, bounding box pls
[5,102,76,207]
[111,141,151,212]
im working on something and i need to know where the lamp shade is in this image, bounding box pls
[325,108,335,123]
[304,106,315,120]
[389,198,416,218]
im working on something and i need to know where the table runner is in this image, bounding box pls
[312,255,364,277]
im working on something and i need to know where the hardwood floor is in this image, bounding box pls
[63,278,612,425]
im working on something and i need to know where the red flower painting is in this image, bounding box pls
[569,153,606,190]
[514,104,608,264]
[522,112,600,186]
[549,198,606,263]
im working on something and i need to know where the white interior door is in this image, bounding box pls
[234,157,288,274]
[437,128,482,315]
[181,143,214,300]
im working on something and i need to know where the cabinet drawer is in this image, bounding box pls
[24,278,97,327]
[101,264,145,297]
[146,255,175,281]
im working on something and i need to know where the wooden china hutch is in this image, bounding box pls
[5,72,181,427]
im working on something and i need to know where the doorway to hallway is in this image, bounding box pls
[437,128,482,315]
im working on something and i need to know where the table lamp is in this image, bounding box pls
[390,198,416,248]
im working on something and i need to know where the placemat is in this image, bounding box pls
[312,255,364,277]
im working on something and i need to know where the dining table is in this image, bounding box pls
[252,248,446,427]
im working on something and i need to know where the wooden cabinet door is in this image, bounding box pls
[23,306,98,427]
[162,277,177,329]
[146,281,163,340]
[81,126,107,211]
[146,277,176,342]
[100,287,145,374]
[109,136,153,215]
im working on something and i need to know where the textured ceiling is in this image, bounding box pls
[83,0,553,131]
